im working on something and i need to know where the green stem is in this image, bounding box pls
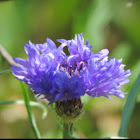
[63,122,74,139]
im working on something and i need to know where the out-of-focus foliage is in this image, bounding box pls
[0,0,140,139]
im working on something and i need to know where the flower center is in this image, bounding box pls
[59,61,86,76]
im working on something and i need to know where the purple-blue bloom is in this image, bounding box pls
[11,33,131,104]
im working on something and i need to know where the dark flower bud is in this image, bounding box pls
[55,98,83,123]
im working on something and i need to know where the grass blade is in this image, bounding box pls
[118,73,140,137]
[0,69,11,75]
[0,100,48,119]
[20,81,41,139]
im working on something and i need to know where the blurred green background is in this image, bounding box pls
[0,0,140,138]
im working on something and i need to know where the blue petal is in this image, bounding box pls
[13,58,29,67]
[46,38,56,50]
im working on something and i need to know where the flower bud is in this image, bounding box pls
[55,98,83,123]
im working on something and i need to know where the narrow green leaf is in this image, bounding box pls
[0,100,48,119]
[118,73,140,137]
[0,69,11,75]
[20,81,41,139]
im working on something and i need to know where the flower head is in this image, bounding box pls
[11,33,131,104]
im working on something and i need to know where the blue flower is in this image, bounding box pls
[11,33,131,104]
